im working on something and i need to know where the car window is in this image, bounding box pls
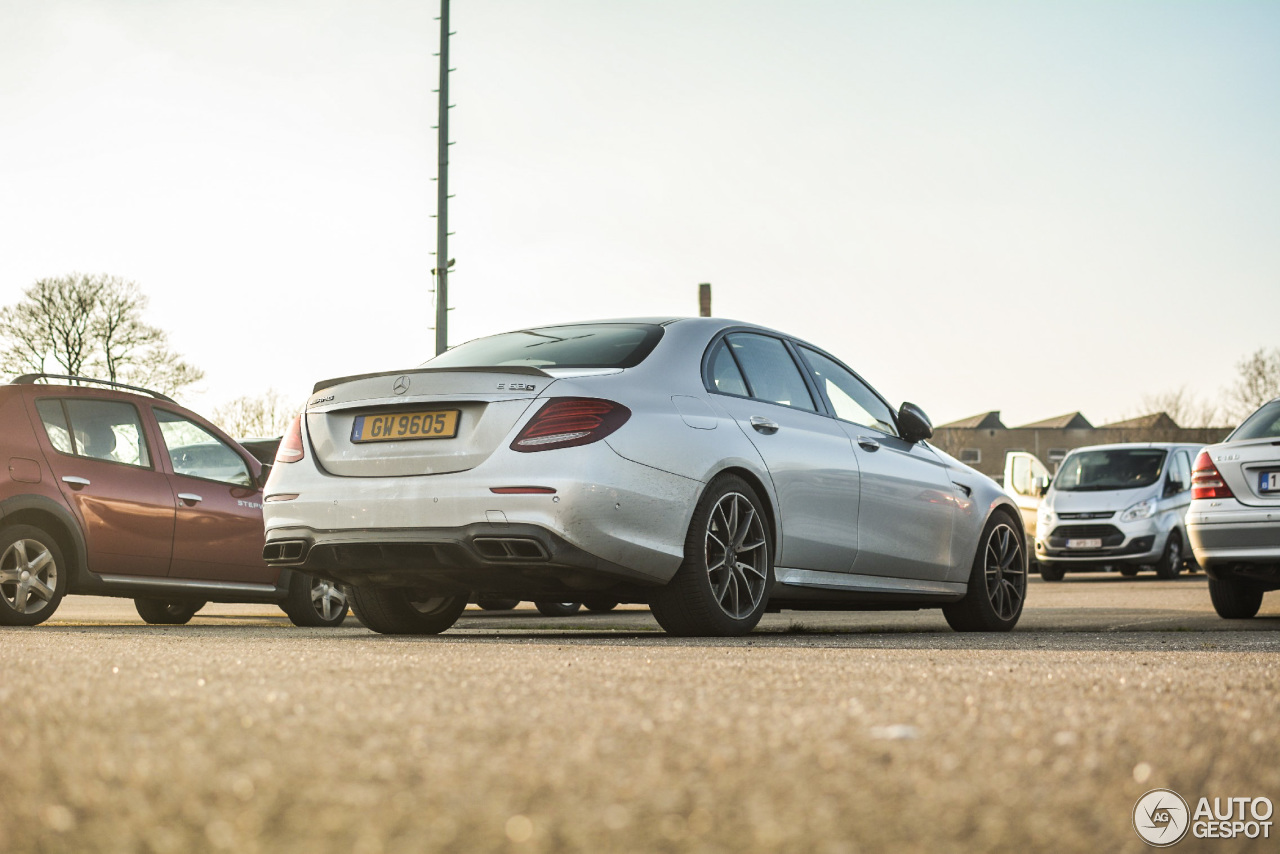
[706,339,749,397]
[1229,400,1280,441]
[35,400,75,454]
[1174,451,1192,491]
[39,399,152,467]
[1010,456,1032,495]
[723,334,816,411]
[426,323,663,369]
[155,409,252,486]
[797,346,898,435]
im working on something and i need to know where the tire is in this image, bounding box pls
[1119,565,1140,577]
[581,597,620,612]
[944,511,1027,632]
[1154,533,1184,580]
[1208,576,1264,619]
[1038,562,1065,582]
[135,599,205,625]
[535,601,582,617]
[650,475,773,637]
[282,573,349,627]
[476,598,521,611]
[0,525,68,626]
[348,587,467,635]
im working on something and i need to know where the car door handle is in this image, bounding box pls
[177,493,203,506]
[61,476,90,489]
[750,416,779,435]
[857,437,881,451]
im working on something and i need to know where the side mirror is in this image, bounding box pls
[898,402,933,443]
[1163,478,1181,498]
[1032,475,1051,497]
[257,463,273,490]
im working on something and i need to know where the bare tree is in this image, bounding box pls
[1226,347,1280,422]
[0,273,203,396]
[1137,386,1222,428]
[212,390,298,438]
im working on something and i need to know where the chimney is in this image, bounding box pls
[698,282,711,317]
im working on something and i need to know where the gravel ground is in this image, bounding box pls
[2,577,1278,853]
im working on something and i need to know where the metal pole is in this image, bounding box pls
[434,0,451,355]
[698,283,712,317]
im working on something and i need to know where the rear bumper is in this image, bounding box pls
[262,441,700,593]
[1186,505,1280,579]
[264,522,664,597]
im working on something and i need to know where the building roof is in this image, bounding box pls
[1016,412,1094,430]
[1100,412,1180,430]
[938,411,1007,430]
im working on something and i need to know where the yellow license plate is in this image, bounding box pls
[351,410,460,443]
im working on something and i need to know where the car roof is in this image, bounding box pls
[1063,442,1202,454]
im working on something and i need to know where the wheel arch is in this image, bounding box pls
[0,495,91,593]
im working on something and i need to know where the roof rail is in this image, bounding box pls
[10,373,176,404]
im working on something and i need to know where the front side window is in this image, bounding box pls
[798,347,897,435]
[155,410,252,486]
[722,334,816,411]
[1054,449,1167,492]
[426,323,664,370]
[37,399,152,468]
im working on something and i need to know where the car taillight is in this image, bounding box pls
[276,414,305,463]
[510,398,631,452]
[1191,450,1233,499]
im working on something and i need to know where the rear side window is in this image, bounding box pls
[155,409,252,486]
[706,340,749,396]
[36,399,152,468]
[722,334,816,412]
[426,323,664,369]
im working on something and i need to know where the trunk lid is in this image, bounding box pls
[305,367,554,477]
[1213,438,1280,507]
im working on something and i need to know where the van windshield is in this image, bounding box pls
[424,323,664,370]
[1054,449,1167,492]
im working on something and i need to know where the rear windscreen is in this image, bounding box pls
[1229,401,1280,441]
[425,323,664,370]
[1054,449,1167,491]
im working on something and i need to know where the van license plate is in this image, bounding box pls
[1066,538,1103,549]
[1261,472,1280,493]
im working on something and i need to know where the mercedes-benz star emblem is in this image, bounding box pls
[393,375,411,395]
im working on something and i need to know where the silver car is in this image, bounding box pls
[261,318,1026,637]
[1187,398,1280,618]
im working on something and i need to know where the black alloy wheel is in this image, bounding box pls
[944,512,1027,632]
[651,475,773,637]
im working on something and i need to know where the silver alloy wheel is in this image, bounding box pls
[409,596,453,615]
[705,491,769,619]
[0,538,58,616]
[983,522,1026,621]
[311,578,348,621]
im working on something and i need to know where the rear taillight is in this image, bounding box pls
[510,398,631,452]
[1191,450,1233,499]
[276,414,305,463]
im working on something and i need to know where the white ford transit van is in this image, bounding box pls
[1035,443,1202,580]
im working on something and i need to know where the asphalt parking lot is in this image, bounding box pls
[4,573,1278,853]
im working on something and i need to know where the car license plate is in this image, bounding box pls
[1066,538,1103,549]
[1261,472,1280,493]
[351,410,460,443]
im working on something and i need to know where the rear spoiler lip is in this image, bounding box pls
[311,365,552,394]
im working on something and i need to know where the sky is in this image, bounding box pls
[1,0,1277,430]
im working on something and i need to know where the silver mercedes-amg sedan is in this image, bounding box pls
[261,318,1026,637]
